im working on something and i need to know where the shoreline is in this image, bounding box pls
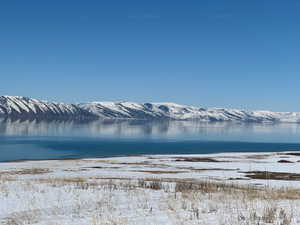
[1,147,300,163]
[1,151,300,187]
[1,151,300,224]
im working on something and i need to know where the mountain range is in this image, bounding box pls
[1,95,300,123]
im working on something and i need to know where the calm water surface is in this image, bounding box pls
[1,119,300,162]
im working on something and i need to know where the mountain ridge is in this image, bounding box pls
[1,95,300,123]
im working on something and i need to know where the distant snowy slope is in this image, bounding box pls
[78,101,167,119]
[79,101,300,122]
[1,96,300,122]
[0,96,95,119]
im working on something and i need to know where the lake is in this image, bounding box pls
[1,118,300,162]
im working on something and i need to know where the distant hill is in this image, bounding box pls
[1,95,300,122]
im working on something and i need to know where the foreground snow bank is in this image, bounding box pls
[1,152,300,225]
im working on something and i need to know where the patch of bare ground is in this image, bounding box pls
[85,160,173,169]
[176,167,239,172]
[0,168,50,176]
[278,160,294,163]
[83,166,121,169]
[280,152,300,156]
[243,154,270,160]
[115,161,151,165]
[130,170,187,174]
[174,157,225,162]
[243,171,300,181]
[228,177,249,180]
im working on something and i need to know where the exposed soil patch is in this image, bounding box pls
[243,171,300,181]
[131,170,187,174]
[280,152,300,156]
[0,168,50,176]
[174,157,222,163]
[84,166,121,169]
[228,177,249,181]
[244,154,270,160]
[176,166,239,172]
[277,160,294,163]
[111,161,151,166]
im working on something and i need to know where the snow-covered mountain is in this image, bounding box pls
[79,101,300,123]
[1,96,300,122]
[0,96,95,119]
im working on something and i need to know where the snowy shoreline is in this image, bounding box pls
[1,152,300,224]
[2,151,300,187]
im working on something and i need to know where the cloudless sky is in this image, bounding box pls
[1,0,300,111]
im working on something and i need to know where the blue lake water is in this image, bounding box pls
[1,119,300,162]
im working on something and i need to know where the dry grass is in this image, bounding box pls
[0,168,50,176]
[1,162,300,225]
[0,175,298,225]
[4,210,40,225]
[174,157,222,162]
[131,170,187,174]
[244,171,300,181]
[244,154,270,160]
[173,179,300,201]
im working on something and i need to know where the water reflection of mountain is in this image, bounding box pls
[1,118,300,141]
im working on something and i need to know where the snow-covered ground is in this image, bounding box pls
[1,152,300,224]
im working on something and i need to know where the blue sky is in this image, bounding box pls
[1,0,300,111]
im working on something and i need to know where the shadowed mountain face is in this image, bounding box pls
[0,96,95,120]
[1,96,300,122]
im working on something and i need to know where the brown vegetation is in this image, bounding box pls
[244,171,300,181]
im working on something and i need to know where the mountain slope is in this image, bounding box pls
[78,101,167,119]
[0,96,95,119]
[79,101,300,122]
[1,96,300,122]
